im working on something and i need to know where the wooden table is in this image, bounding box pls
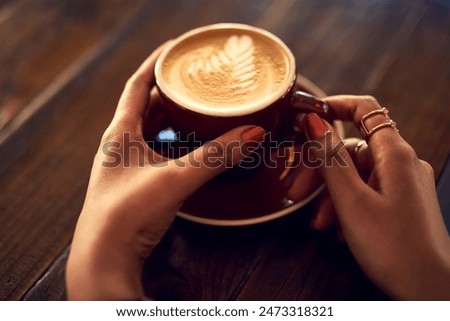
[1,0,449,300]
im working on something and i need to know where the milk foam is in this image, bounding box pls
[184,35,258,104]
[159,26,295,116]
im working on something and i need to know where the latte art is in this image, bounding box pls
[157,25,295,115]
[184,35,258,103]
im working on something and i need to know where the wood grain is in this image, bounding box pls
[370,3,450,175]
[0,0,149,130]
[0,0,162,300]
[0,0,448,300]
[22,247,69,300]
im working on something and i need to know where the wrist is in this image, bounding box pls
[66,213,146,300]
[393,247,450,300]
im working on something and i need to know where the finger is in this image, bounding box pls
[286,165,322,202]
[324,95,422,192]
[343,137,371,181]
[324,95,406,162]
[310,192,336,231]
[326,95,426,195]
[143,88,162,128]
[310,139,371,232]
[170,126,266,198]
[113,41,170,130]
[289,112,322,199]
[324,95,385,128]
[304,113,374,215]
[147,87,162,117]
[142,89,170,142]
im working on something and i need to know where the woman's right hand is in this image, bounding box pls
[290,95,450,299]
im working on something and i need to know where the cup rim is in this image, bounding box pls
[155,23,297,117]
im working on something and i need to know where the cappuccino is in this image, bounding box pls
[156,24,295,116]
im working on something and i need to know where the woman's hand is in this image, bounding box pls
[65,44,265,300]
[291,95,450,299]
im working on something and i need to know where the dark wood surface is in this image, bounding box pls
[0,0,449,300]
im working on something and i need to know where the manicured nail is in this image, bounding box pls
[305,113,328,139]
[241,126,266,142]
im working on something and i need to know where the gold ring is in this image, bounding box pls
[354,139,367,155]
[360,107,398,140]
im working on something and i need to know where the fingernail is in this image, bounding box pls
[241,126,266,142]
[305,113,328,139]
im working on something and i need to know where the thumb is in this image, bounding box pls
[171,126,265,197]
[304,113,370,213]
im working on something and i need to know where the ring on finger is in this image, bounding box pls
[354,139,367,155]
[360,107,399,140]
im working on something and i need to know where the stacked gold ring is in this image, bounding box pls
[359,107,398,140]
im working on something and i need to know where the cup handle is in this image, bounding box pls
[290,91,329,115]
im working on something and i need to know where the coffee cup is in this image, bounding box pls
[154,23,328,142]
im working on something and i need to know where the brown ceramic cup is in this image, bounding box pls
[154,23,328,142]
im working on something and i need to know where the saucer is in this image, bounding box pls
[151,75,343,226]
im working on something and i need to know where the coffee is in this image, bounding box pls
[154,24,329,141]
[157,25,295,116]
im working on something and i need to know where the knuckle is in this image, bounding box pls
[126,75,138,85]
[361,95,380,107]
[125,75,145,90]
[101,126,121,144]
[355,95,382,123]
[419,160,434,176]
[393,143,418,164]
[101,122,140,145]
[202,140,230,168]
[205,141,226,159]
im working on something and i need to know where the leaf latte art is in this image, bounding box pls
[160,27,291,112]
[184,35,258,103]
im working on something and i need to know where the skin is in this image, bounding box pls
[295,97,450,300]
[65,44,266,300]
[66,46,450,300]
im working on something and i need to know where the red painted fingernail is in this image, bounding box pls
[241,126,266,142]
[305,113,328,139]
